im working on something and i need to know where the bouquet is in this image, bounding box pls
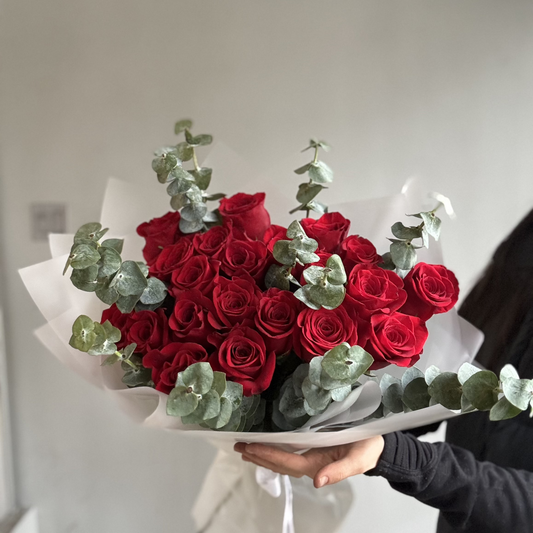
[39,119,533,440]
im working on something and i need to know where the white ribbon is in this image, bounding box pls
[255,467,295,533]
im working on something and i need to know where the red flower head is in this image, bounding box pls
[219,192,271,240]
[137,211,182,266]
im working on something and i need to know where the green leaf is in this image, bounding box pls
[185,130,213,146]
[325,254,347,285]
[502,377,533,410]
[296,183,323,204]
[167,386,199,417]
[279,378,307,418]
[97,247,122,278]
[380,374,404,413]
[71,265,98,292]
[420,212,442,241]
[175,142,193,162]
[122,366,152,388]
[294,162,313,175]
[122,343,137,360]
[140,277,167,305]
[179,217,204,234]
[308,357,323,387]
[116,294,139,313]
[74,222,108,244]
[402,377,431,411]
[70,244,101,270]
[190,168,212,190]
[295,283,345,310]
[500,364,520,382]
[175,119,193,134]
[88,320,120,355]
[330,385,352,402]
[181,362,214,395]
[167,176,193,196]
[181,202,208,222]
[391,222,423,241]
[425,365,441,386]
[69,315,96,352]
[401,367,425,390]
[152,153,178,180]
[462,371,499,411]
[273,240,297,265]
[204,397,233,429]
[109,261,148,297]
[490,397,523,421]
[212,372,226,397]
[390,241,417,270]
[302,377,332,412]
[170,193,189,211]
[428,372,462,410]
[100,238,124,254]
[264,264,291,291]
[204,192,226,202]
[306,200,328,216]
[182,389,221,423]
[457,363,482,385]
[378,252,396,271]
[308,161,334,184]
[102,353,121,366]
[322,344,373,382]
[302,265,326,286]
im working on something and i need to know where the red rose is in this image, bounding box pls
[169,255,220,297]
[365,312,428,370]
[293,302,360,363]
[169,289,216,346]
[219,192,271,240]
[263,224,287,253]
[101,304,131,350]
[137,211,182,266]
[193,225,233,261]
[400,263,460,321]
[346,264,407,317]
[209,325,275,396]
[254,288,300,355]
[148,238,194,282]
[339,235,382,274]
[211,274,261,329]
[122,309,170,355]
[300,212,350,253]
[143,342,209,395]
[221,238,269,282]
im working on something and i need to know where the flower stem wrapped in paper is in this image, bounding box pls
[20,121,533,533]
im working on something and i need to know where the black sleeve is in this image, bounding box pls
[366,431,533,533]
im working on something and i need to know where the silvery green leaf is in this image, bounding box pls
[390,241,417,270]
[428,372,462,410]
[101,320,121,343]
[204,397,233,429]
[402,378,431,411]
[176,141,194,162]
[179,217,204,234]
[293,286,321,310]
[182,389,220,423]
[74,222,107,243]
[182,362,214,394]
[326,255,347,285]
[71,265,98,292]
[265,264,291,291]
[185,185,203,204]
[303,399,324,417]
[309,357,323,387]
[152,153,178,177]
[190,167,212,190]
[110,261,148,297]
[490,397,523,421]
[181,202,208,222]
[294,162,313,175]
[204,192,226,202]
[170,193,189,211]
[461,393,475,413]
[97,247,122,278]
[140,277,167,305]
[380,374,404,413]
[319,372,353,391]
[170,165,195,181]
[95,278,120,305]
[322,344,373,382]
[500,364,520,382]
[136,262,149,277]
[185,130,213,146]
[239,395,255,416]
[212,371,226,397]
[307,283,346,310]
[303,265,326,286]
[302,377,331,412]
[401,367,425,389]
[306,200,328,215]
[457,363,482,385]
[156,172,170,184]
[175,119,193,134]
[166,386,199,417]
[70,244,101,270]
[502,377,533,410]
[217,406,243,432]
[296,250,320,265]
[290,235,319,254]
[167,176,193,196]
[101,353,121,366]
[308,161,334,184]
[121,343,137,360]
[420,212,442,241]
[391,222,423,241]
[286,220,306,239]
[122,366,152,388]
[292,364,309,397]
[273,240,297,265]
[279,378,307,418]
[296,183,323,204]
[330,385,352,402]
[69,315,96,352]
[101,238,124,254]
[425,365,441,386]
[462,371,499,411]
[421,228,430,249]
[115,294,138,313]
[88,322,119,355]
[378,252,396,271]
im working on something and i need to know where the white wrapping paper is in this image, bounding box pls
[19,145,484,532]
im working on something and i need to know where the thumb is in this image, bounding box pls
[313,452,361,488]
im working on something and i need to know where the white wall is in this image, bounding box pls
[1,1,533,532]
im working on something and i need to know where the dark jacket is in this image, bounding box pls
[367,305,533,532]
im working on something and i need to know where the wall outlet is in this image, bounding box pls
[30,204,66,241]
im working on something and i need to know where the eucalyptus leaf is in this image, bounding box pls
[212,372,226,397]
[222,380,242,410]
[308,161,334,184]
[190,167,212,190]
[490,397,523,421]
[264,264,291,291]
[457,363,482,385]
[110,261,148,297]
[302,377,332,412]
[176,142,194,162]
[97,247,122,278]
[500,364,520,382]
[182,389,220,423]
[502,377,533,410]
[273,240,297,265]
[390,241,417,270]
[322,344,373,382]
[380,374,404,413]
[330,385,352,402]
[296,183,323,204]
[167,176,193,196]
[325,255,347,285]
[102,353,121,366]
[140,277,167,305]
[70,244,101,270]
[420,212,442,241]
[204,397,233,429]
[166,386,199,417]
[309,357,323,387]
[122,366,152,388]
[170,193,189,211]
[204,192,226,202]
[69,315,96,352]
[462,371,499,411]
[71,265,98,292]
[181,202,208,222]
[179,217,204,234]
[294,162,313,175]
[181,362,214,395]
[401,367,425,390]
[101,238,124,254]
[116,294,139,313]
[425,365,441,386]
[306,200,328,216]
[428,372,462,410]
[279,378,307,419]
[74,222,105,243]
[402,377,431,411]
[391,222,423,241]
[175,119,193,134]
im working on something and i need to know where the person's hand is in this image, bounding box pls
[234,436,384,489]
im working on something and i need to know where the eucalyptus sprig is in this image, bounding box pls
[151,119,225,234]
[276,343,374,429]
[378,362,533,422]
[290,139,333,217]
[383,200,447,273]
[63,222,167,314]
[166,362,265,431]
